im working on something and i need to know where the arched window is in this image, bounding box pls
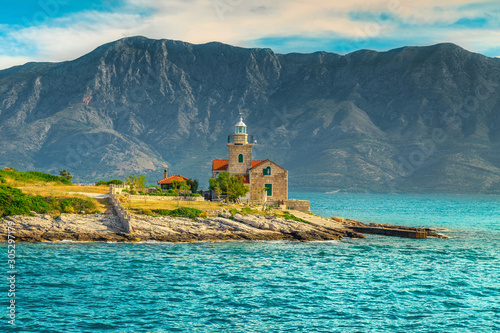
[238,154,243,163]
[263,166,271,175]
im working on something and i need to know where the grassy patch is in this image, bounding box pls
[124,198,233,212]
[0,169,72,186]
[0,185,98,217]
[281,211,309,223]
[136,207,206,218]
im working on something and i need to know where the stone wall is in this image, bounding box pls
[108,193,133,233]
[125,194,204,201]
[110,184,156,195]
[283,199,310,213]
[249,160,288,202]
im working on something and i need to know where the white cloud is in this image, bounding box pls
[0,55,36,69]
[0,0,498,70]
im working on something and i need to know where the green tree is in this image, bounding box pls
[124,173,147,192]
[209,171,249,202]
[96,179,123,186]
[171,180,191,196]
[59,169,73,181]
[188,179,199,193]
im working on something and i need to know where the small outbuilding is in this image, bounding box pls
[157,169,193,191]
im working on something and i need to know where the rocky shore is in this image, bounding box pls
[340,219,449,238]
[0,210,366,243]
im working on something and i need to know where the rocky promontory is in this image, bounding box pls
[0,210,365,243]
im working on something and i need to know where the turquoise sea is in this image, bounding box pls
[2,193,500,332]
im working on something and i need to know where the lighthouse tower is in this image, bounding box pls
[227,117,254,174]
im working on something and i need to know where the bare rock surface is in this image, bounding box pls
[0,210,364,242]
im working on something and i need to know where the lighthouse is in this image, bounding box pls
[227,117,255,175]
[211,115,289,204]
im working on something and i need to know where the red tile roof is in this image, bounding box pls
[157,174,192,184]
[212,159,267,171]
[212,159,229,171]
[251,160,266,168]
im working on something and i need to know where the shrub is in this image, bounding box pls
[169,207,203,218]
[189,193,202,197]
[0,169,71,185]
[151,207,203,218]
[96,179,123,186]
[241,207,257,215]
[63,205,75,214]
[0,177,5,184]
[282,211,308,223]
[152,209,170,216]
[139,208,153,215]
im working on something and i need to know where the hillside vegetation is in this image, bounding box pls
[0,168,108,216]
[0,168,72,186]
[0,185,97,217]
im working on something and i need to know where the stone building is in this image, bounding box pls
[157,169,193,191]
[211,117,288,203]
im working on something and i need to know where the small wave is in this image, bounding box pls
[309,240,340,244]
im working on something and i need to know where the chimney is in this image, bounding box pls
[164,169,168,179]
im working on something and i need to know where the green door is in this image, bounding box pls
[265,183,272,197]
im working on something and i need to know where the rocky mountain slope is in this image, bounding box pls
[0,37,499,193]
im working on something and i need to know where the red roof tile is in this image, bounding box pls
[157,174,192,184]
[251,160,266,168]
[212,159,229,171]
[212,159,268,172]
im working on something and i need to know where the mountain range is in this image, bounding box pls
[0,36,499,193]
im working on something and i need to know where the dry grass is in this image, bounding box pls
[118,196,244,212]
[4,178,66,188]
[118,196,288,216]
[17,185,110,213]
[95,198,111,212]
[17,185,109,195]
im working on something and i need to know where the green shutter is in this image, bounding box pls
[265,183,272,197]
[238,154,243,163]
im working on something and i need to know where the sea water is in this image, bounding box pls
[2,193,499,332]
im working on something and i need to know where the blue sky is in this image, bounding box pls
[0,0,499,69]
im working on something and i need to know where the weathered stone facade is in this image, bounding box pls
[249,159,288,203]
[227,144,254,174]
